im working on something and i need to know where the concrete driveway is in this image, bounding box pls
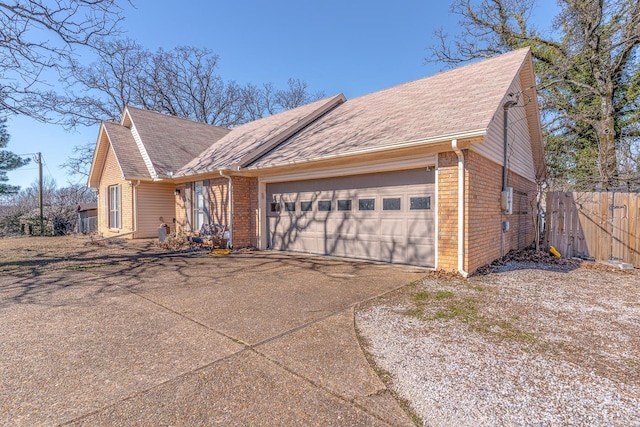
[0,250,426,426]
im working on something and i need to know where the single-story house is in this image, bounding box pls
[88,48,546,275]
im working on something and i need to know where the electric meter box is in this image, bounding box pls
[501,187,513,214]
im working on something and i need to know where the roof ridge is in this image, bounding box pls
[348,47,531,102]
[123,105,230,131]
[233,94,346,169]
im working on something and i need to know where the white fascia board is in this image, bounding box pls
[258,154,437,184]
[87,123,107,188]
[123,107,157,180]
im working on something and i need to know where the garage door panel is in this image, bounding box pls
[327,216,356,236]
[407,243,435,265]
[293,236,317,252]
[326,237,355,257]
[266,169,435,267]
[379,218,406,239]
[381,240,407,264]
[353,238,380,260]
[354,217,379,236]
[407,217,435,241]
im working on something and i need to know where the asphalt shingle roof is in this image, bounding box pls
[125,106,230,177]
[250,48,530,168]
[102,121,150,179]
[97,48,535,182]
[176,95,345,177]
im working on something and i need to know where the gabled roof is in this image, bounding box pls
[102,121,149,179]
[124,106,230,178]
[250,48,534,168]
[176,94,346,177]
[90,48,545,185]
[88,107,229,187]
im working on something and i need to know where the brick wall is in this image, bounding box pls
[466,150,537,273]
[437,152,460,271]
[174,178,230,235]
[208,178,229,225]
[438,150,538,274]
[231,176,259,247]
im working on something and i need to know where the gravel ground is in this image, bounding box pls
[356,260,640,426]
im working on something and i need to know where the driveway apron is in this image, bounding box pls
[0,252,425,426]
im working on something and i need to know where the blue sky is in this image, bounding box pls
[5,0,558,190]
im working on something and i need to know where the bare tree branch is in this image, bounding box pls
[0,0,130,121]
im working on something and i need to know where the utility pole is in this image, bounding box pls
[35,152,43,235]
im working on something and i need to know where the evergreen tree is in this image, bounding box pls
[0,118,30,195]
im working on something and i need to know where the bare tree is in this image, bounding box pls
[240,78,325,121]
[62,38,150,126]
[0,177,95,235]
[62,42,326,180]
[428,0,640,189]
[144,46,247,126]
[0,0,130,121]
[61,143,95,178]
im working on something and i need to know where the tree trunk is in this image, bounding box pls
[595,93,619,187]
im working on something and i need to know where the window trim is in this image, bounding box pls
[358,197,376,211]
[317,200,332,212]
[409,196,431,210]
[382,197,402,211]
[193,181,205,231]
[337,199,352,211]
[300,201,313,212]
[108,184,122,230]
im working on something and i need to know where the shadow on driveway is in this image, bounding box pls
[0,250,426,426]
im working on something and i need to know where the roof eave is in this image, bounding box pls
[244,128,487,171]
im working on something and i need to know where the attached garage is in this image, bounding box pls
[266,168,435,267]
[92,48,545,275]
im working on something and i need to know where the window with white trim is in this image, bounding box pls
[108,185,121,229]
[193,181,205,231]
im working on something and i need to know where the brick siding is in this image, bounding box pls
[231,176,259,247]
[437,152,460,271]
[438,150,538,274]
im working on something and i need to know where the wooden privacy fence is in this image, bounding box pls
[545,192,640,267]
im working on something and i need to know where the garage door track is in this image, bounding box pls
[0,251,425,426]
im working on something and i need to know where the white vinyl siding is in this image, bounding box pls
[475,76,536,181]
[135,183,176,238]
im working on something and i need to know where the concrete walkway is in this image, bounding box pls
[0,251,426,426]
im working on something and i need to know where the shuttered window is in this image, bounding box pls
[193,181,205,232]
[108,185,121,229]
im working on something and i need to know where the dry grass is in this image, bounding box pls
[0,235,170,276]
[357,256,640,425]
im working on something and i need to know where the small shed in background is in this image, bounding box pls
[77,203,98,234]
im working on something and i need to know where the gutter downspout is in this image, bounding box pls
[131,180,140,238]
[502,100,517,257]
[502,100,517,192]
[451,139,468,277]
[219,170,233,248]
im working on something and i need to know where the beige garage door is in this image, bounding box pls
[266,168,435,267]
